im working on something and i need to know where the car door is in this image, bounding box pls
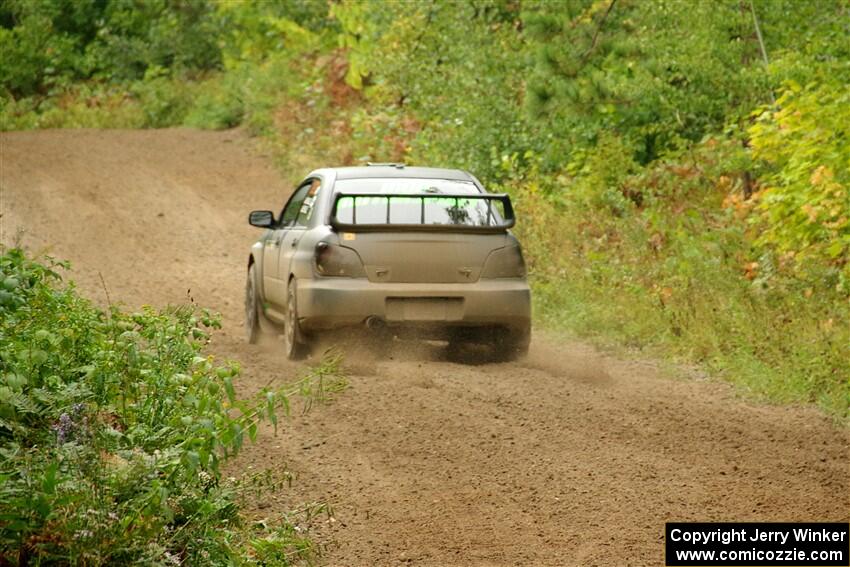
[263,181,312,306]
[278,178,322,288]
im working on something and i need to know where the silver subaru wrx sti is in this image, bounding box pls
[245,165,531,360]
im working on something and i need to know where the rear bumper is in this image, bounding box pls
[296,277,531,332]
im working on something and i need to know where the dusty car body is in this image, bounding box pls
[245,165,531,360]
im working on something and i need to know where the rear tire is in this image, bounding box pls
[446,327,529,363]
[494,327,530,362]
[284,279,309,360]
[245,264,262,344]
[446,328,475,360]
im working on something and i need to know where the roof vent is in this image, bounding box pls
[366,162,405,169]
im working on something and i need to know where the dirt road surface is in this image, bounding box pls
[2,129,848,567]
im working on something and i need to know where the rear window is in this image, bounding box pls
[333,178,504,227]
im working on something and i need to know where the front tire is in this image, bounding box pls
[245,264,261,344]
[284,279,309,360]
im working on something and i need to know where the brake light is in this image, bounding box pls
[481,245,526,278]
[314,242,366,277]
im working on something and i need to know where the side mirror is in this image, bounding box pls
[248,210,275,228]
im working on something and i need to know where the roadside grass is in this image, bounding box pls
[0,248,345,565]
[533,274,848,419]
[505,163,849,421]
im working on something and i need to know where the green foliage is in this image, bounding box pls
[332,0,533,180]
[216,0,330,67]
[130,68,194,128]
[758,0,850,84]
[521,0,849,168]
[0,0,108,96]
[563,133,640,215]
[501,141,850,419]
[0,0,335,132]
[522,0,771,166]
[0,83,147,130]
[0,0,221,98]
[748,80,850,292]
[0,249,339,564]
[184,79,245,130]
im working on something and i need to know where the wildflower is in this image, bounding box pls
[198,470,213,487]
[52,413,74,444]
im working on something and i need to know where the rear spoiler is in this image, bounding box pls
[330,192,515,233]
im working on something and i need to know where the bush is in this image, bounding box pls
[0,248,335,564]
[748,80,850,293]
[0,0,222,99]
[184,77,244,130]
[130,69,196,128]
[332,0,532,180]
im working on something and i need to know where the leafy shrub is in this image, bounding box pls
[522,0,765,167]
[184,78,245,130]
[0,0,222,98]
[0,0,84,97]
[748,80,850,293]
[216,1,326,67]
[130,69,196,128]
[332,0,532,180]
[0,249,332,564]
